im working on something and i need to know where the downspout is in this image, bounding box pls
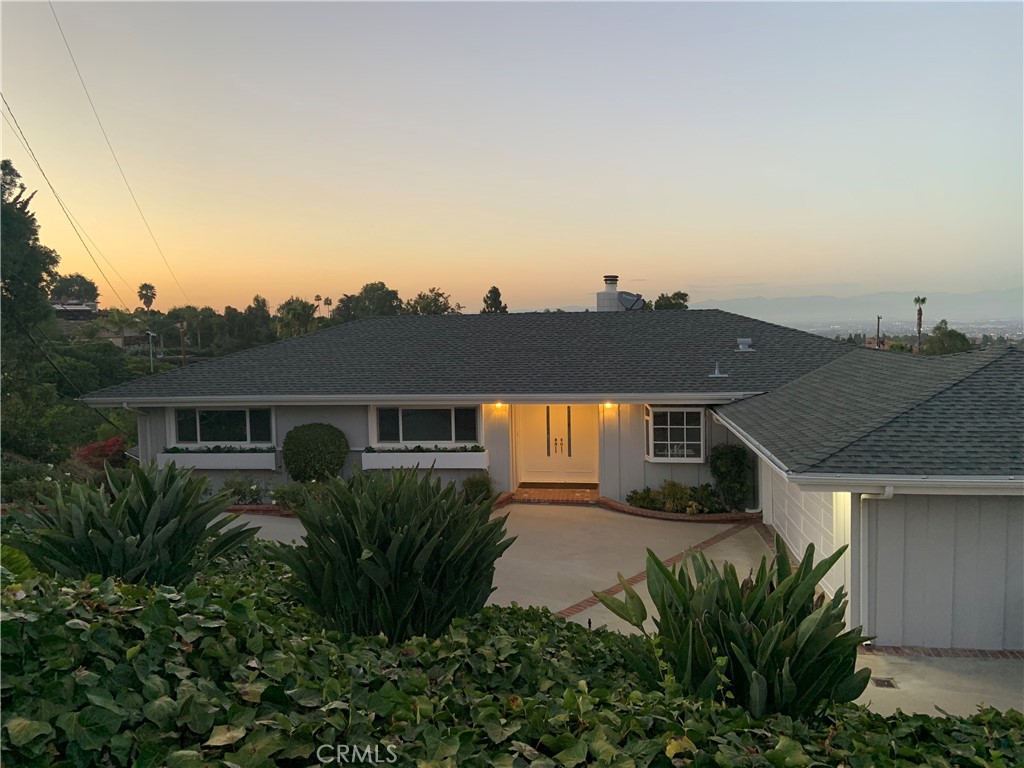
[854,485,894,638]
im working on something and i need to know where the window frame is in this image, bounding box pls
[370,405,480,447]
[643,405,705,463]
[170,407,275,447]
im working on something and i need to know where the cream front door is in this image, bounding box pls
[515,404,598,483]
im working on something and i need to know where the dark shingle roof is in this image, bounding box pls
[83,310,855,402]
[715,347,1024,477]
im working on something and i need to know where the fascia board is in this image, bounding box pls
[83,392,764,408]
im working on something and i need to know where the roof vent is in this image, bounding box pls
[736,338,755,352]
[709,362,729,378]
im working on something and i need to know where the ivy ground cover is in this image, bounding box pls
[2,541,1022,768]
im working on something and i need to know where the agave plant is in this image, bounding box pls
[596,535,871,718]
[277,467,515,642]
[6,461,256,587]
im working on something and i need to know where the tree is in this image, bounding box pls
[334,281,404,322]
[314,294,322,316]
[653,291,689,310]
[242,295,276,346]
[50,273,100,303]
[923,319,972,356]
[137,283,157,313]
[1,159,59,348]
[275,297,318,338]
[913,296,927,352]
[405,286,463,315]
[480,286,508,314]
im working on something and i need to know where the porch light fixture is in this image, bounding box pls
[604,402,615,409]
[493,402,506,410]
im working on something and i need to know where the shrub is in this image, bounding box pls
[710,442,752,510]
[72,436,128,471]
[220,472,267,504]
[625,480,725,514]
[625,486,662,510]
[5,461,257,587]
[269,479,332,512]
[277,467,515,642]
[282,422,349,482]
[597,535,872,719]
[462,470,494,501]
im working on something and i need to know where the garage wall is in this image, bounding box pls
[866,494,1024,650]
[761,460,848,598]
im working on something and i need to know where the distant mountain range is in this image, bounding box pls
[689,288,1023,328]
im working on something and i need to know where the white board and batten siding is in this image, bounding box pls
[866,494,1023,650]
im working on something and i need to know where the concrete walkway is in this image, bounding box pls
[229,504,1024,717]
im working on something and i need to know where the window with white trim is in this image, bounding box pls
[174,408,273,445]
[644,405,704,462]
[375,407,478,444]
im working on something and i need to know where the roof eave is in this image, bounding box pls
[83,391,765,408]
[711,409,1024,495]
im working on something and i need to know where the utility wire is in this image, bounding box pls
[7,314,124,431]
[1,95,132,311]
[48,1,191,304]
[2,111,136,296]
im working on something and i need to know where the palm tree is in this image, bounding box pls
[138,283,157,315]
[314,294,322,316]
[913,296,927,353]
[323,296,333,318]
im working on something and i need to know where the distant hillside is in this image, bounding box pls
[690,288,1023,327]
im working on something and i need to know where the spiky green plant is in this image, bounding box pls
[5,462,256,587]
[277,467,515,642]
[596,535,871,718]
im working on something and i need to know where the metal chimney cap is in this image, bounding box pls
[603,275,619,284]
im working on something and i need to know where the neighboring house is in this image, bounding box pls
[82,276,1023,650]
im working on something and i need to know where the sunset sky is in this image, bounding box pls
[2,1,1021,314]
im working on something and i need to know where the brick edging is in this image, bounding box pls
[597,497,762,524]
[859,645,1024,659]
[226,504,297,518]
[557,522,752,618]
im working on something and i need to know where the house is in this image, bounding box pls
[82,276,1023,650]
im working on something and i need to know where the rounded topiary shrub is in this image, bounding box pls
[282,423,350,482]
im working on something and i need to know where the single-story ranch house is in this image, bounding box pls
[84,277,1023,651]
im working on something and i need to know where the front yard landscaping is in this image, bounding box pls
[2,464,1021,767]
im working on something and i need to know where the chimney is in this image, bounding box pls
[597,275,622,311]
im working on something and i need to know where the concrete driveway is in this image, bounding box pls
[231,504,1024,716]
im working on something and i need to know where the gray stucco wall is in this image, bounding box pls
[865,494,1024,650]
[599,404,749,503]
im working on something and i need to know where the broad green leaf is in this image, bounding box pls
[5,717,53,747]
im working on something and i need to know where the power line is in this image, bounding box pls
[1,111,136,297]
[1,95,133,311]
[48,1,191,304]
[6,314,124,432]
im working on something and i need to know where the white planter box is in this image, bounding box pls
[157,452,278,471]
[360,450,489,471]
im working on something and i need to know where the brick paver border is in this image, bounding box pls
[556,522,756,618]
[859,645,1024,659]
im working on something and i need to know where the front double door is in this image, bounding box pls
[514,404,598,484]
